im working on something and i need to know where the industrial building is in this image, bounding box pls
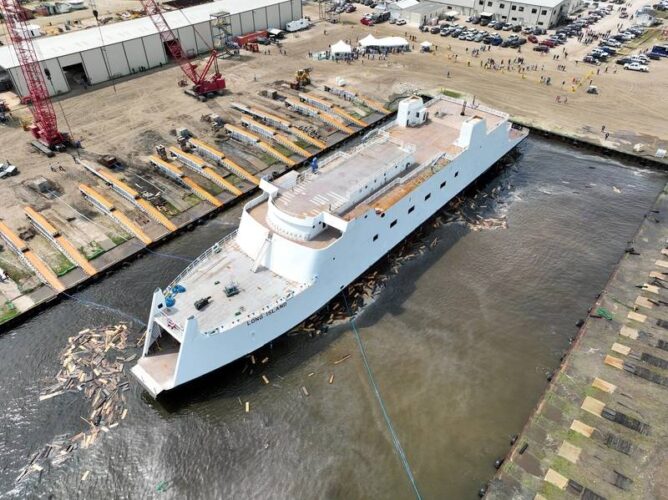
[473,0,571,27]
[0,0,302,97]
[388,0,571,27]
[388,0,476,26]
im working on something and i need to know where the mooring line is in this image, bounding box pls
[61,290,147,326]
[342,293,422,500]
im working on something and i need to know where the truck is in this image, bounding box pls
[372,11,391,23]
[651,44,668,57]
[285,18,310,32]
[0,161,18,179]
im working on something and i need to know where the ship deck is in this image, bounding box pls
[274,97,508,218]
[274,138,411,218]
[160,241,301,334]
[390,98,508,163]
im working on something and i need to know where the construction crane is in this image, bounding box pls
[0,0,68,152]
[140,0,226,100]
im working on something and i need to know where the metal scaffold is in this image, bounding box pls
[211,10,238,59]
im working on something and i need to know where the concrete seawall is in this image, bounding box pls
[487,182,668,499]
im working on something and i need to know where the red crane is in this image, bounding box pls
[0,0,67,149]
[140,0,226,99]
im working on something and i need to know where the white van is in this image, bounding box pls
[285,18,310,32]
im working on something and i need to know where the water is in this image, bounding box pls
[0,137,665,499]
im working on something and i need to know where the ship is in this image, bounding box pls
[132,95,528,397]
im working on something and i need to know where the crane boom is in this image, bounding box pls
[0,0,66,147]
[140,0,225,96]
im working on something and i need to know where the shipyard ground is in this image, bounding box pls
[487,183,668,499]
[0,1,666,326]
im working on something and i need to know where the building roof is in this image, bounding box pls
[425,0,476,9]
[391,0,420,9]
[403,0,451,15]
[0,0,282,70]
[429,0,567,8]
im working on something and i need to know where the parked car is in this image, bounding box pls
[396,18,407,25]
[430,25,441,33]
[0,162,18,179]
[527,34,538,43]
[539,40,555,47]
[583,55,601,65]
[360,17,374,26]
[533,45,550,52]
[624,62,649,72]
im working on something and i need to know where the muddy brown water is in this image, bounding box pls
[0,137,665,499]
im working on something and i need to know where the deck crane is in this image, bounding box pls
[140,0,226,100]
[0,0,68,152]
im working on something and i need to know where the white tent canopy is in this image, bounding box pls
[420,41,432,48]
[331,40,352,54]
[446,10,459,17]
[359,34,409,48]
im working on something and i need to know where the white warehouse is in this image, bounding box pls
[0,0,302,97]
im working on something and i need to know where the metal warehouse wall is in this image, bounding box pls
[7,0,302,97]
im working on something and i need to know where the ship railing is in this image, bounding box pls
[434,94,509,120]
[202,276,318,335]
[166,230,238,291]
[156,309,183,332]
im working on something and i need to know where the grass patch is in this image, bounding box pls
[226,173,245,188]
[625,29,658,49]
[0,302,18,324]
[0,255,32,282]
[183,193,202,207]
[273,144,294,157]
[161,201,180,216]
[440,88,464,99]
[79,241,105,261]
[540,481,564,499]
[51,253,76,276]
[259,153,279,166]
[110,233,131,246]
[294,139,312,149]
[204,182,223,196]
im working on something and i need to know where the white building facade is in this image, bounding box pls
[472,0,570,26]
[0,0,302,97]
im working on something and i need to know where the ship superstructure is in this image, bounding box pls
[132,95,528,397]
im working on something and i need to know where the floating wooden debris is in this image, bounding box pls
[301,386,309,397]
[334,354,351,365]
[17,324,138,485]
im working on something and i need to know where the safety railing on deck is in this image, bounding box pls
[166,230,238,291]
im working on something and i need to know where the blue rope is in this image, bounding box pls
[342,293,422,500]
[61,290,147,327]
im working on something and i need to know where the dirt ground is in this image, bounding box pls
[0,1,666,314]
